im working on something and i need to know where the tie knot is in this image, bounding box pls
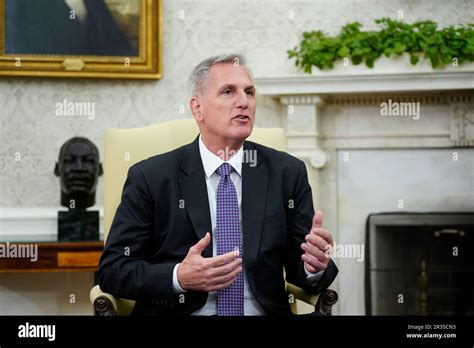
[217,163,233,177]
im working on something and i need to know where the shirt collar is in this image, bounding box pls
[199,135,243,179]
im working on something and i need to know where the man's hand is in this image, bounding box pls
[177,232,243,292]
[301,210,334,273]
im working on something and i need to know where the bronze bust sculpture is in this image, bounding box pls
[55,137,103,241]
[54,137,103,210]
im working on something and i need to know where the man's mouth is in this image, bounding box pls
[233,115,250,120]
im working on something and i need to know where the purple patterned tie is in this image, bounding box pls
[216,163,244,316]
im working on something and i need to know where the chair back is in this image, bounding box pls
[103,118,287,239]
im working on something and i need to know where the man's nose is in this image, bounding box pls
[235,90,248,109]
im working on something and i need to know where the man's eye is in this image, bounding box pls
[246,90,255,96]
[223,89,232,95]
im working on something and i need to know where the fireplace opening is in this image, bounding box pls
[365,213,474,315]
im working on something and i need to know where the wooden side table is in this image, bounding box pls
[0,239,103,273]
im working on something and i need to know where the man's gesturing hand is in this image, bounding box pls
[301,210,334,273]
[177,232,243,292]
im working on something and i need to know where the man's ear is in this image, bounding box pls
[190,96,203,122]
[54,162,60,177]
[98,163,104,176]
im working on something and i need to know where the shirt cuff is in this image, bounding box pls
[172,263,186,294]
[304,264,324,285]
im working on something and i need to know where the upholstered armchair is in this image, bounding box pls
[90,119,338,315]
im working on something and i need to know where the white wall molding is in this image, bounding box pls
[324,92,473,106]
[0,207,104,238]
[280,95,324,106]
[255,70,474,96]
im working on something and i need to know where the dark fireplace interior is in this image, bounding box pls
[365,213,474,315]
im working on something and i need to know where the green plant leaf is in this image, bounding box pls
[429,53,440,68]
[351,55,363,65]
[289,18,474,72]
[384,47,394,57]
[393,42,407,54]
[338,46,350,57]
[409,54,419,65]
[365,58,375,68]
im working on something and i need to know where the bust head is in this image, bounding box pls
[54,137,103,209]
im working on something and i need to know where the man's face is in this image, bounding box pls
[192,63,256,144]
[58,142,101,196]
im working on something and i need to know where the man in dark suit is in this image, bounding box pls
[97,54,338,316]
[5,0,135,56]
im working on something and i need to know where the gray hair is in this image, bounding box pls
[188,54,251,96]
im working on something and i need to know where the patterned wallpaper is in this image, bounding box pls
[0,0,472,207]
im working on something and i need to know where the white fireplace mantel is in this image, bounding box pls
[254,69,474,165]
[255,70,474,95]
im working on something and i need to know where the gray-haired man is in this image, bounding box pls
[98,54,338,316]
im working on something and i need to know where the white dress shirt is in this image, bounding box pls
[172,135,323,315]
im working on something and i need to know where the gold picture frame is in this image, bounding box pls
[0,0,162,79]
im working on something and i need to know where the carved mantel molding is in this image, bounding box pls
[451,103,474,147]
[256,72,474,169]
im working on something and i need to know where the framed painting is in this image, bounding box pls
[0,0,162,79]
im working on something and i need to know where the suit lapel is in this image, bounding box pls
[178,136,213,258]
[241,141,268,271]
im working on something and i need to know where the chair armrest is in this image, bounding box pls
[286,282,338,315]
[90,285,118,316]
[315,289,338,315]
[286,282,320,306]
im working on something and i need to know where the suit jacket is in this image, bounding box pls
[5,0,135,56]
[97,136,338,316]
